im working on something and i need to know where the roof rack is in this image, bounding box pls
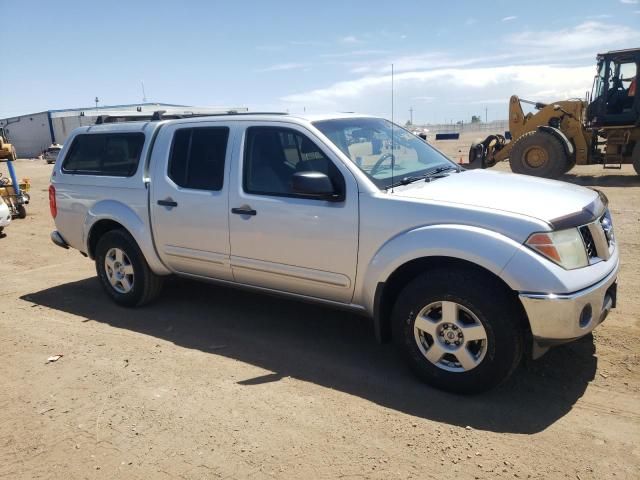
[95,110,289,124]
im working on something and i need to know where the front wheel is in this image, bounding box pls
[509,131,568,179]
[392,268,524,394]
[95,229,163,307]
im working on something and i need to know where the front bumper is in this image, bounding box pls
[519,261,618,349]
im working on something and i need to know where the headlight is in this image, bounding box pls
[525,228,588,270]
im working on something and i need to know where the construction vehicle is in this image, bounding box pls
[0,126,30,218]
[469,48,640,178]
[0,126,16,162]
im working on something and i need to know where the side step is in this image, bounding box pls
[603,156,623,169]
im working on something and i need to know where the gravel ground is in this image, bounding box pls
[0,155,638,480]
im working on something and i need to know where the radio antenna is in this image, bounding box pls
[390,63,395,193]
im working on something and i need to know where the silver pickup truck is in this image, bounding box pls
[49,113,619,393]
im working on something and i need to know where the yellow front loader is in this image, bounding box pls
[468,48,640,178]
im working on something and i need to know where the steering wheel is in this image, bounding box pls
[370,153,395,176]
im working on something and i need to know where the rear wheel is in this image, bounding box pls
[392,268,524,394]
[509,131,568,179]
[632,142,640,175]
[16,204,26,219]
[95,229,163,307]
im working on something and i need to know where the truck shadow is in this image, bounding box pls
[560,173,640,188]
[21,276,597,435]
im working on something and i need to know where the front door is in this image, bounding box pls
[150,122,234,280]
[228,123,359,303]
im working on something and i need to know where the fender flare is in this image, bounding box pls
[360,225,528,342]
[537,126,575,158]
[362,224,524,311]
[83,200,170,275]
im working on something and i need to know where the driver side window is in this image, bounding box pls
[243,126,344,198]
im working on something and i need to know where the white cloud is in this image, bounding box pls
[289,40,327,47]
[256,63,309,73]
[340,35,360,44]
[507,21,640,52]
[347,51,518,76]
[320,49,389,59]
[620,0,638,4]
[465,18,477,26]
[282,64,594,111]
[412,96,435,102]
[502,16,517,22]
[278,20,639,122]
[255,45,284,52]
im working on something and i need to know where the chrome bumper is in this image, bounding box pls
[519,262,618,349]
[50,230,69,249]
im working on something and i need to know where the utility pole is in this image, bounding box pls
[95,97,100,110]
[409,107,413,125]
[485,106,488,123]
[141,81,148,103]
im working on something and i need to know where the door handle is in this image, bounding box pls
[157,198,178,208]
[231,207,257,216]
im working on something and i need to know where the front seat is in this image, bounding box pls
[248,131,292,194]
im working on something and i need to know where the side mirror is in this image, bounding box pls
[292,171,337,200]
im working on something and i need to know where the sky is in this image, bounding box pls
[2,0,640,124]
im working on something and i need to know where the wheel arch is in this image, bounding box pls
[537,126,574,158]
[363,224,531,344]
[373,256,530,344]
[84,200,170,275]
[87,218,127,259]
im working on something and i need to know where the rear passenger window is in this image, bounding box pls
[63,133,144,176]
[168,127,229,191]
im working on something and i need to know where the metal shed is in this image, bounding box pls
[0,103,247,158]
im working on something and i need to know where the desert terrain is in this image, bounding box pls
[1,142,639,479]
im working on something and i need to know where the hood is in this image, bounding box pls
[391,169,600,227]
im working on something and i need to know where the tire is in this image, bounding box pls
[392,267,524,394]
[632,142,640,175]
[509,131,568,179]
[16,204,27,219]
[564,157,576,174]
[468,139,484,167]
[95,229,163,307]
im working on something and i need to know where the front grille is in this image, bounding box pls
[579,226,598,258]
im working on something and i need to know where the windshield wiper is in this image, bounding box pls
[388,165,461,189]
[394,174,428,186]
[424,165,461,177]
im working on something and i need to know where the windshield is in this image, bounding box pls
[313,117,454,189]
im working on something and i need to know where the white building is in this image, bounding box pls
[0,103,247,158]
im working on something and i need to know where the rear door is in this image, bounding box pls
[150,122,235,280]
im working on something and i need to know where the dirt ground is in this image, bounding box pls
[1,148,639,479]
